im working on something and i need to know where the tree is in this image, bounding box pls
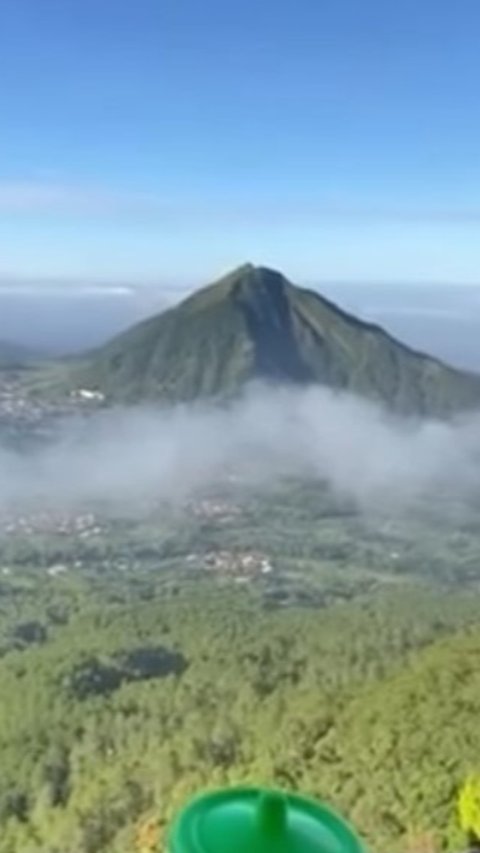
[458,776,480,846]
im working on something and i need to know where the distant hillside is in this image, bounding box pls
[0,339,40,367]
[61,264,480,415]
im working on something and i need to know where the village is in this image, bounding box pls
[0,482,279,586]
[0,509,103,537]
[187,549,273,580]
[0,375,105,427]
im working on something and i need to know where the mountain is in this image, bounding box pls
[65,264,480,415]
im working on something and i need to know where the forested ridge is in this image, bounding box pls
[0,575,479,853]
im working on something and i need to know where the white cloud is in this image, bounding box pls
[0,180,164,218]
[1,384,479,515]
[0,283,135,297]
[2,179,480,226]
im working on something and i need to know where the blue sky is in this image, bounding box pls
[1,0,480,284]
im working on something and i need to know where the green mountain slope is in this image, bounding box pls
[68,264,480,414]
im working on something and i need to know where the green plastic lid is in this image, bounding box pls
[168,787,365,853]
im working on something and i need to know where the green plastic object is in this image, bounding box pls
[168,787,365,853]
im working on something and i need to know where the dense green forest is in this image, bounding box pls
[0,570,479,852]
[0,479,480,852]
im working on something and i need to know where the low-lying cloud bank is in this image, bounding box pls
[0,384,479,515]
